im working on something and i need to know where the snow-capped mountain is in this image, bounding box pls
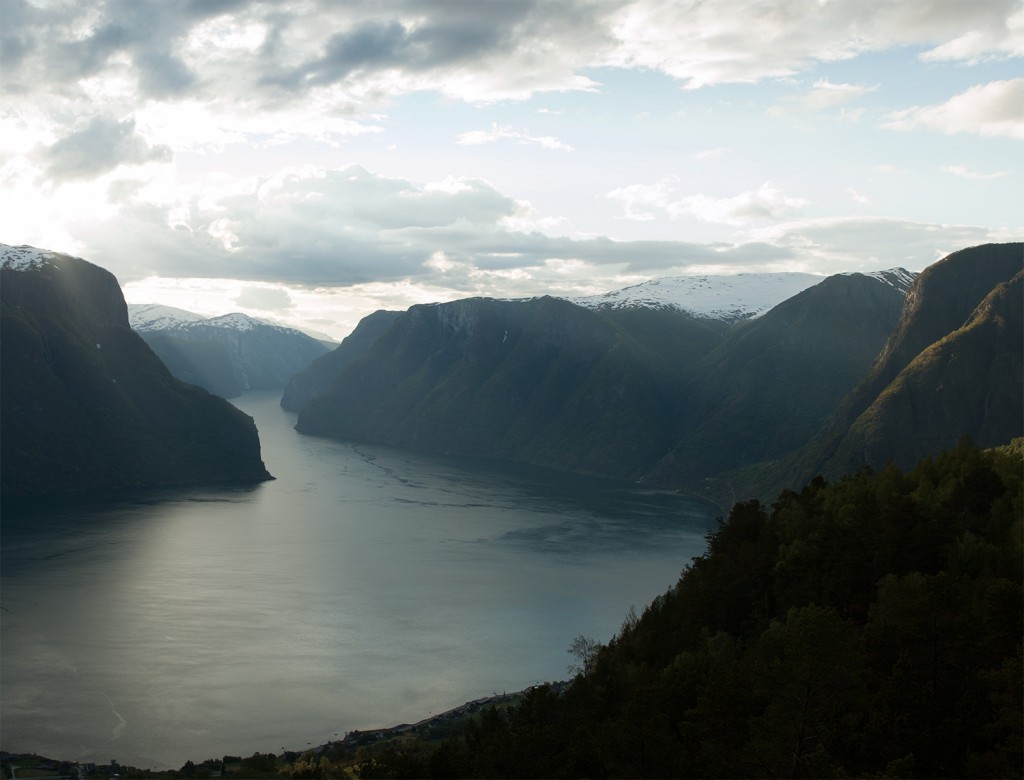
[839,268,917,295]
[1,244,270,495]
[567,270,917,324]
[568,273,825,324]
[128,303,207,330]
[1,243,68,271]
[128,303,331,398]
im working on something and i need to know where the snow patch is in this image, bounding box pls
[0,243,71,272]
[127,303,207,331]
[128,303,313,339]
[568,273,825,324]
[842,267,917,294]
[204,312,262,332]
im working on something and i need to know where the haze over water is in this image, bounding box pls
[1,392,716,769]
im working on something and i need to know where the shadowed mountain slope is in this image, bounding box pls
[825,269,1023,473]
[281,309,404,412]
[129,304,331,398]
[1,245,271,496]
[652,270,911,486]
[784,242,1023,488]
[295,296,723,480]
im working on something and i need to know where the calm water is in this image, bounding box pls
[1,392,717,769]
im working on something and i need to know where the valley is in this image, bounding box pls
[1,241,1021,776]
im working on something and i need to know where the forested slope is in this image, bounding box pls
[352,439,1023,779]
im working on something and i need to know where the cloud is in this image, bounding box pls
[602,0,1024,89]
[40,116,172,181]
[456,123,574,151]
[7,0,610,111]
[17,158,1009,337]
[7,0,1022,124]
[693,146,729,160]
[884,78,1024,139]
[70,164,807,290]
[749,216,1014,271]
[607,178,808,226]
[769,78,878,115]
[677,184,809,226]
[919,2,1024,63]
[606,177,682,221]
[234,285,295,312]
[940,165,1009,180]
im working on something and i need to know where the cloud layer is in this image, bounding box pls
[1,0,1020,337]
[6,0,1022,114]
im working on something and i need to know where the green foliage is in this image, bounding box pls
[362,441,1022,778]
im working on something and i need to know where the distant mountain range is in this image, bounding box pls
[0,244,272,496]
[4,239,1018,503]
[129,304,332,398]
[288,244,1021,504]
[569,271,827,323]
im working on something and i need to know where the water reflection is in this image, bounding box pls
[1,392,716,769]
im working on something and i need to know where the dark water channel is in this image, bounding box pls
[1,392,717,769]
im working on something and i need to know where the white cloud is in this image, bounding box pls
[940,165,1009,180]
[456,123,573,151]
[769,78,878,115]
[805,79,878,108]
[609,178,808,226]
[848,187,870,204]
[606,177,681,221]
[749,216,1016,271]
[674,183,809,226]
[884,78,1024,139]
[694,146,729,160]
[602,0,1023,89]
[7,0,1021,127]
[919,3,1024,63]
[234,285,295,312]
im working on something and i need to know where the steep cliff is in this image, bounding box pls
[281,309,404,411]
[295,296,721,480]
[1,244,272,496]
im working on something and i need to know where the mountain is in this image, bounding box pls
[281,309,404,411]
[292,270,913,486]
[295,295,724,480]
[650,269,914,487]
[1,244,272,496]
[282,273,828,416]
[808,243,1023,477]
[129,304,332,398]
[569,271,826,324]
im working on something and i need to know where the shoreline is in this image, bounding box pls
[1,682,570,777]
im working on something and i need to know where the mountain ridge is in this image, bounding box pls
[289,246,1020,505]
[129,303,331,398]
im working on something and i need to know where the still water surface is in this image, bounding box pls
[1,392,717,769]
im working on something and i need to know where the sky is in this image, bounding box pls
[1,0,1022,340]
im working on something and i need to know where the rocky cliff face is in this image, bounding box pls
[824,268,1023,473]
[1,244,272,496]
[787,242,1023,484]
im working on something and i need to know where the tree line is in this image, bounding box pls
[354,438,1022,778]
